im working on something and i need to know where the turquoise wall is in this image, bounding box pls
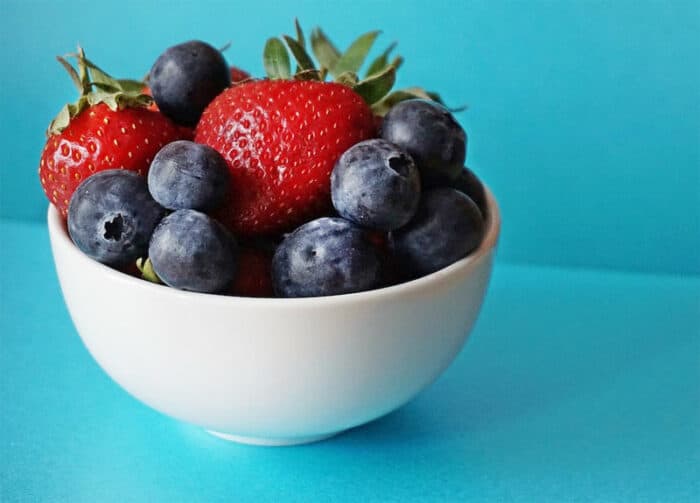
[1,0,698,273]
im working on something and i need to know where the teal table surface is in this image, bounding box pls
[1,218,698,502]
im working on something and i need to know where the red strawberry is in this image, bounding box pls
[39,49,189,216]
[229,247,274,297]
[229,66,251,84]
[195,80,375,236]
[141,85,160,112]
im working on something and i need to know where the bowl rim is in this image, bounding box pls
[48,186,501,307]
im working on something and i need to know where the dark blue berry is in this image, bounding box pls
[381,99,466,186]
[148,209,238,293]
[149,40,230,127]
[148,140,229,211]
[389,188,484,277]
[447,166,487,218]
[331,139,421,231]
[68,170,165,266]
[272,217,381,297]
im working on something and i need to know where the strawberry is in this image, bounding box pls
[141,85,160,112]
[195,79,375,236]
[39,48,189,216]
[194,23,446,236]
[229,247,274,297]
[229,66,251,84]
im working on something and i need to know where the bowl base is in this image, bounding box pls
[206,429,339,446]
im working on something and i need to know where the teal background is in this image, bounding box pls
[1,1,699,502]
[0,0,698,274]
[2,220,699,502]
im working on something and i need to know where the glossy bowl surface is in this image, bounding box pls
[48,189,500,445]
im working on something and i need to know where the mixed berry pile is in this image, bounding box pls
[39,23,488,298]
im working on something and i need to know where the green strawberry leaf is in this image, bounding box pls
[335,71,359,87]
[399,86,438,101]
[87,88,119,109]
[74,46,89,90]
[283,35,315,71]
[310,28,340,73]
[56,56,83,91]
[370,87,465,116]
[115,79,146,93]
[333,30,380,76]
[79,56,116,88]
[353,64,396,106]
[295,18,306,49]
[136,258,162,284]
[78,55,146,93]
[399,87,467,111]
[365,42,397,78]
[389,55,404,72]
[264,38,291,79]
[48,104,73,135]
[48,46,153,136]
[294,68,324,81]
[47,97,89,136]
[370,89,418,116]
[89,81,120,93]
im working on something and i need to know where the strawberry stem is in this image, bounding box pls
[263,21,451,113]
[47,46,153,136]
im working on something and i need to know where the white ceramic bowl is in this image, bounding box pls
[48,188,500,446]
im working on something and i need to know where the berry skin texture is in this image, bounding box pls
[381,99,466,186]
[331,139,421,231]
[149,209,238,294]
[150,40,231,127]
[389,188,484,277]
[195,80,376,237]
[143,66,249,112]
[448,166,487,218]
[148,140,229,211]
[39,103,188,217]
[272,217,381,298]
[68,170,165,266]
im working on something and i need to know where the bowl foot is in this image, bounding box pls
[206,429,339,446]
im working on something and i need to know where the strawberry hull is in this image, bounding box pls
[194,80,376,237]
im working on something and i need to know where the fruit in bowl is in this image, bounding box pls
[41,22,500,445]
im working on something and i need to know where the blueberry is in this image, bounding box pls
[149,40,230,127]
[68,170,165,266]
[389,188,484,277]
[272,217,381,297]
[148,140,229,211]
[331,139,421,231]
[381,99,466,186]
[148,209,238,293]
[447,166,487,218]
